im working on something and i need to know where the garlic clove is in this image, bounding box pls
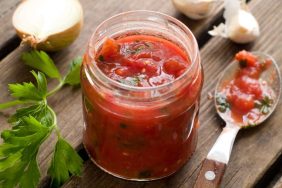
[13,0,83,51]
[172,0,218,20]
[227,9,259,43]
[208,0,259,44]
[208,23,228,38]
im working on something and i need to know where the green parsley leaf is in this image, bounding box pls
[31,71,47,95]
[216,94,230,113]
[48,138,83,187]
[0,50,83,188]
[21,50,61,79]
[8,103,54,128]
[255,96,273,115]
[117,76,141,86]
[0,116,52,188]
[8,71,47,101]
[19,156,41,188]
[98,55,104,62]
[8,83,43,101]
[63,56,83,86]
[1,116,51,145]
[0,150,23,188]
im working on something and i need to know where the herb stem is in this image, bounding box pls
[47,106,61,138]
[0,100,26,110]
[47,81,65,97]
[55,126,61,138]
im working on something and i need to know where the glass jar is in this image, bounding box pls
[81,10,203,180]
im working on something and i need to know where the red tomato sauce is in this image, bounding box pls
[96,35,190,87]
[216,50,274,126]
[81,35,203,179]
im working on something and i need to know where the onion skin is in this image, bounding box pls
[15,20,83,51]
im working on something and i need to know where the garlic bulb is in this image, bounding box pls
[171,0,218,20]
[12,0,83,51]
[208,0,259,43]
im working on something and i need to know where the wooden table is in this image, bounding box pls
[1,0,282,187]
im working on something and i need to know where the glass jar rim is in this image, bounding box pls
[87,10,199,92]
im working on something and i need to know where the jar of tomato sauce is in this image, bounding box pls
[81,10,203,180]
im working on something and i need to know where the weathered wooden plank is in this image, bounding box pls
[0,0,20,41]
[0,0,21,58]
[62,0,282,187]
[0,0,224,184]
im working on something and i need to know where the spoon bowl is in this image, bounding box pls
[215,52,281,127]
[194,52,281,188]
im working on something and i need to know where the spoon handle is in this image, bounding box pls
[193,158,226,188]
[193,125,240,188]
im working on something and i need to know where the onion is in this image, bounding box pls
[12,0,83,51]
[171,0,218,20]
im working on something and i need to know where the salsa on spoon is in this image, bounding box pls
[194,50,281,188]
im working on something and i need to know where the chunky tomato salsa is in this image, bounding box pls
[96,35,189,87]
[81,34,203,179]
[216,50,274,126]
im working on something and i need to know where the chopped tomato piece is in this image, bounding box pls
[235,50,258,67]
[234,76,262,98]
[233,97,255,113]
[96,35,190,87]
[176,69,186,77]
[98,38,120,61]
[115,68,130,77]
[227,89,255,113]
[152,54,161,61]
[163,59,186,77]
[121,58,135,67]
[260,59,272,70]
[145,63,158,74]
[135,52,151,59]
[237,66,261,79]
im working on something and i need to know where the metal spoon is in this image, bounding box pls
[193,52,281,188]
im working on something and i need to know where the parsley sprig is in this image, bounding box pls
[0,50,83,188]
[215,93,230,113]
[255,96,273,115]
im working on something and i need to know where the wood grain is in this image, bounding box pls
[62,0,282,187]
[0,0,224,185]
[0,0,21,59]
[0,0,20,43]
